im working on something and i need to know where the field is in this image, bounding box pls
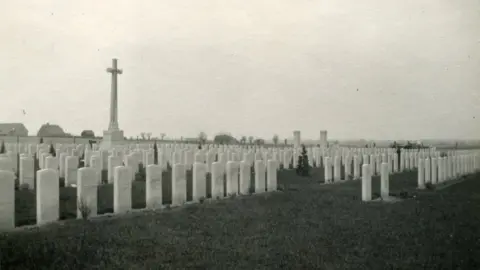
[2,166,480,269]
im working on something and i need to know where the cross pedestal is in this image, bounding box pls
[99,58,125,151]
[100,129,125,150]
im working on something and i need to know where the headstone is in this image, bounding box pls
[380,163,389,199]
[211,162,224,199]
[108,155,122,184]
[192,162,207,202]
[254,160,266,193]
[45,156,58,170]
[226,161,239,196]
[114,166,131,214]
[77,167,98,219]
[418,158,425,189]
[267,160,277,191]
[0,170,15,230]
[19,156,34,189]
[362,164,371,201]
[65,156,79,186]
[90,155,102,184]
[239,160,251,194]
[324,157,332,183]
[171,163,187,206]
[146,164,162,209]
[36,169,59,225]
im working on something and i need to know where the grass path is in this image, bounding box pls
[2,169,480,269]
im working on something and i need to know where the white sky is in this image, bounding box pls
[1,0,479,141]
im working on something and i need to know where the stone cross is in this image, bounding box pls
[106,59,123,131]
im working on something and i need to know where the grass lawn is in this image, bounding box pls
[2,167,480,269]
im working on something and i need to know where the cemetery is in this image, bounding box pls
[1,59,479,269]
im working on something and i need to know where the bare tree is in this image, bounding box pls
[140,132,146,140]
[248,136,254,144]
[146,132,152,140]
[198,132,207,144]
[272,134,279,146]
[240,136,247,144]
[160,133,166,140]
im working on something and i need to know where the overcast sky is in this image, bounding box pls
[1,0,479,141]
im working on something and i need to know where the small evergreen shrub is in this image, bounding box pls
[153,141,158,165]
[49,143,56,157]
[295,144,310,177]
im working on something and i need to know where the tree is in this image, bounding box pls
[39,137,44,144]
[214,134,238,145]
[147,132,152,140]
[80,130,95,138]
[198,132,207,144]
[248,136,254,144]
[240,136,247,144]
[295,144,310,177]
[272,134,279,146]
[49,143,56,157]
[284,139,288,145]
[254,138,265,145]
[160,133,166,140]
[140,132,146,140]
[153,140,158,165]
[0,141,5,154]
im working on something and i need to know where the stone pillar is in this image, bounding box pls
[293,130,301,149]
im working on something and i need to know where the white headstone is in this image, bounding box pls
[65,156,79,186]
[266,160,277,191]
[380,163,389,199]
[171,163,187,206]
[211,162,224,199]
[36,169,59,225]
[239,160,251,194]
[114,166,131,214]
[146,164,162,209]
[19,156,34,189]
[0,170,15,230]
[254,160,266,193]
[226,161,239,196]
[362,164,371,201]
[77,167,98,219]
[192,162,207,202]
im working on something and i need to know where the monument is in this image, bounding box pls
[293,130,301,148]
[320,130,328,146]
[99,58,125,151]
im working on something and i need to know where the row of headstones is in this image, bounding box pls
[417,154,480,188]
[1,144,434,190]
[0,160,279,230]
[360,153,480,201]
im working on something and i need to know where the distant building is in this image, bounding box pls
[0,123,28,136]
[37,123,66,137]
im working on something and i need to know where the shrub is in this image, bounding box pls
[0,140,5,154]
[49,143,56,157]
[153,141,158,165]
[295,144,310,177]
